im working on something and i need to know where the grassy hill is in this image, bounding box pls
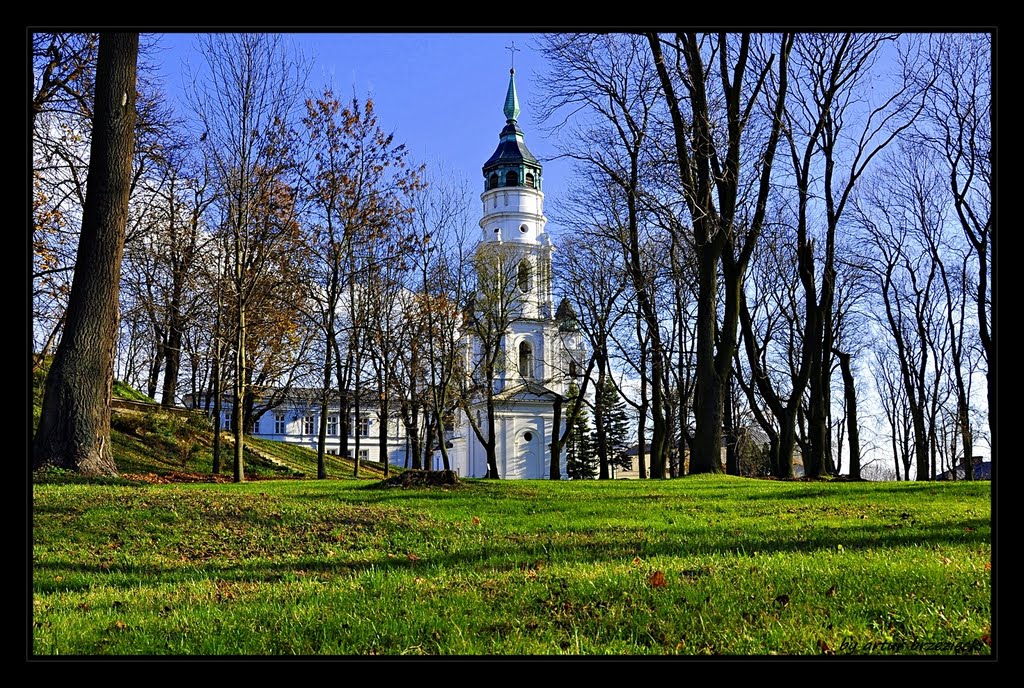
[32,365,388,481]
[31,475,992,655]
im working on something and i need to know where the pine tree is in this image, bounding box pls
[564,382,597,479]
[594,377,632,475]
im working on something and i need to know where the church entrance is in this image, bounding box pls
[509,427,538,479]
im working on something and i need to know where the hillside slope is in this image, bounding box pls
[32,365,389,481]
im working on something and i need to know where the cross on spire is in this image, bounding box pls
[505,41,520,72]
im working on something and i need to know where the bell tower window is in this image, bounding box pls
[488,172,499,190]
[519,341,534,379]
[518,260,531,293]
[525,171,535,188]
[505,170,518,187]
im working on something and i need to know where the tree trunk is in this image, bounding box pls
[637,324,649,479]
[550,394,562,480]
[485,392,499,479]
[160,285,185,407]
[232,296,245,482]
[691,246,724,474]
[146,328,165,400]
[33,33,138,476]
[595,358,609,480]
[316,329,334,480]
[833,348,861,479]
[379,398,391,477]
[724,373,739,476]
[211,252,223,475]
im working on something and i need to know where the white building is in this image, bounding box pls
[452,67,585,479]
[184,389,437,469]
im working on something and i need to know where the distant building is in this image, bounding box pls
[936,456,991,481]
[183,389,445,469]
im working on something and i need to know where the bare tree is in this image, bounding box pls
[536,32,674,477]
[555,232,628,479]
[646,32,794,474]
[187,33,306,482]
[914,34,992,468]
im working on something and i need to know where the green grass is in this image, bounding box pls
[112,380,156,403]
[32,475,991,656]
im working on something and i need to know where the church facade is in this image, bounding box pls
[449,67,585,479]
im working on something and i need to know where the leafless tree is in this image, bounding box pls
[187,33,308,482]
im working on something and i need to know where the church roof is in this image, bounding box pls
[483,69,540,171]
[494,380,566,402]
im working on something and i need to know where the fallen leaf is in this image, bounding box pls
[114,620,126,630]
[940,556,952,565]
[817,639,834,655]
[774,594,790,607]
[964,527,975,533]
[826,585,837,598]
[631,556,644,567]
[981,633,991,647]
[649,571,667,588]
[54,576,63,583]
[407,553,420,562]
[472,516,481,525]
[984,562,991,571]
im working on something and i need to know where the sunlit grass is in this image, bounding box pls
[32,475,991,656]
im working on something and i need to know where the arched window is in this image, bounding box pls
[505,170,518,187]
[518,259,530,293]
[519,341,533,379]
[525,172,535,188]
[488,172,499,190]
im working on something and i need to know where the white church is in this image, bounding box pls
[455,67,585,478]
[194,68,584,479]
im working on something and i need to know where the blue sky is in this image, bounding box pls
[152,31,573,228]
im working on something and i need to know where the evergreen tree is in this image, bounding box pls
[593,377,632,475]
[565,382,597,479]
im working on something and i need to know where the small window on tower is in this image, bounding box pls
[525,172,535,188]
[519,341,533,379]
[520,224,528,234]
[518,260,530,293]
[505,170,518,187]
[488,172,499,190]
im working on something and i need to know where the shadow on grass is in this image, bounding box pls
[33,515,990,595]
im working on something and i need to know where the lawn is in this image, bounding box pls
[31,475,991,656]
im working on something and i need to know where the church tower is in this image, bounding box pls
[458,66,580,479]
[479,67,557,388]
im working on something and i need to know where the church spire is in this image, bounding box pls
[503,68,520,122]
